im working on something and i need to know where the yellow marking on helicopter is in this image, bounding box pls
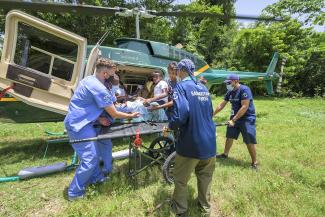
[194,64,210,76]
[0,98,18,102]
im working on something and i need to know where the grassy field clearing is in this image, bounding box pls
[0,97,324,217]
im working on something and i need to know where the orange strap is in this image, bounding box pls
[0,84,15,99]
[133,129,142,148]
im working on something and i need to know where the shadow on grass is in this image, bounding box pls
[0,138,74,164]
[216,157,249,168]
[0,135,153,165]
[81,159,166,199]
[149,183,205,217]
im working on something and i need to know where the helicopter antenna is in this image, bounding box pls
[96,30,110,46]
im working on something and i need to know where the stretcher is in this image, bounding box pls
[70,121,175,181]
[0,121,176,183]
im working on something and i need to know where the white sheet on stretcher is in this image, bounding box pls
[116,99,168,122]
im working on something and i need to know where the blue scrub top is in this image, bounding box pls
[169,80,216,159]
[224,84,256,122]
[64,75,115,132]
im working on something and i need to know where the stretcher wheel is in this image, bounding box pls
[148,136,174,159]
[162,151,176,184]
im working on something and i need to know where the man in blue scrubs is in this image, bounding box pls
[214,74,258,169]
[64,58,139,201]
[169,59,216,216]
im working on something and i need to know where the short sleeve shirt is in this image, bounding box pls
[224,84,256,121]
[64,76,114,132]
[154,80,169,102]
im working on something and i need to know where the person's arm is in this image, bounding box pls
[228,99,249,127]
[149,101,173,111]
[105,104,139,119]
[213,100,228,116]
[228,88,252,126]
[146,88,168,103]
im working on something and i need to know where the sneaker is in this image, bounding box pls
[68,194,84,202]
[216,153,228,159]
[251,162,258,170]
[98,176,110,184]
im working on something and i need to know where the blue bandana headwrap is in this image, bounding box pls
[177,59,197,83]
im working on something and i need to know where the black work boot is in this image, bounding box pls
[216,153,228,159]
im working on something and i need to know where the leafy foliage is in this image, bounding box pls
[264,0,325,25]
[295,50,325,97]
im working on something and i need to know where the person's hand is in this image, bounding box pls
[148,106,159,111]
[143,99,150,107]
[98,117,111,127]
[129,112,140,118]
[228,119,235,127]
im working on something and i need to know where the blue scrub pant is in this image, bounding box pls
[95,127,113,175]
[67,125,104,198]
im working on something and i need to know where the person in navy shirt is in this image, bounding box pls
[214,74,258,169]
[169,59,216,216]
[64,58,139,201]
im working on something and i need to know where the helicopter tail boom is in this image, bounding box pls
[265,52,279,78]
[264,52,279,95]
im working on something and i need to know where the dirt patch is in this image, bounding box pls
[25,198,64,217]
[210,199,224,217]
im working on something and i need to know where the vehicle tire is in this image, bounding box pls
[162,151,176,184]
[148,136,174,159]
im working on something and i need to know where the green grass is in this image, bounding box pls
[0,97,324,217]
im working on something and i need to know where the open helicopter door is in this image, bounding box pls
[0,10,87,115]
[84,45,100,77]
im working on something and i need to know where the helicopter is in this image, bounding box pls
[0,2,280,123]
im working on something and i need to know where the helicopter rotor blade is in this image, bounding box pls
[0,0,122,16]
[0,0,282,21]
[154,11,282,21]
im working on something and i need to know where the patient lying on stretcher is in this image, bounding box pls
[115,99,168,123]
[101,71,168,123]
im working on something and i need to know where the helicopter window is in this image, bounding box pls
[52,58,74,81]
[118,42,128,49]
[25,47,51,75]
[13,22,78,81]
[123,74,147,94]
[118,41,150,54]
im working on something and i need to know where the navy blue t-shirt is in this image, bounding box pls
[224,84,256,122]
[169,80,216,159]
[167,80,177,101]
